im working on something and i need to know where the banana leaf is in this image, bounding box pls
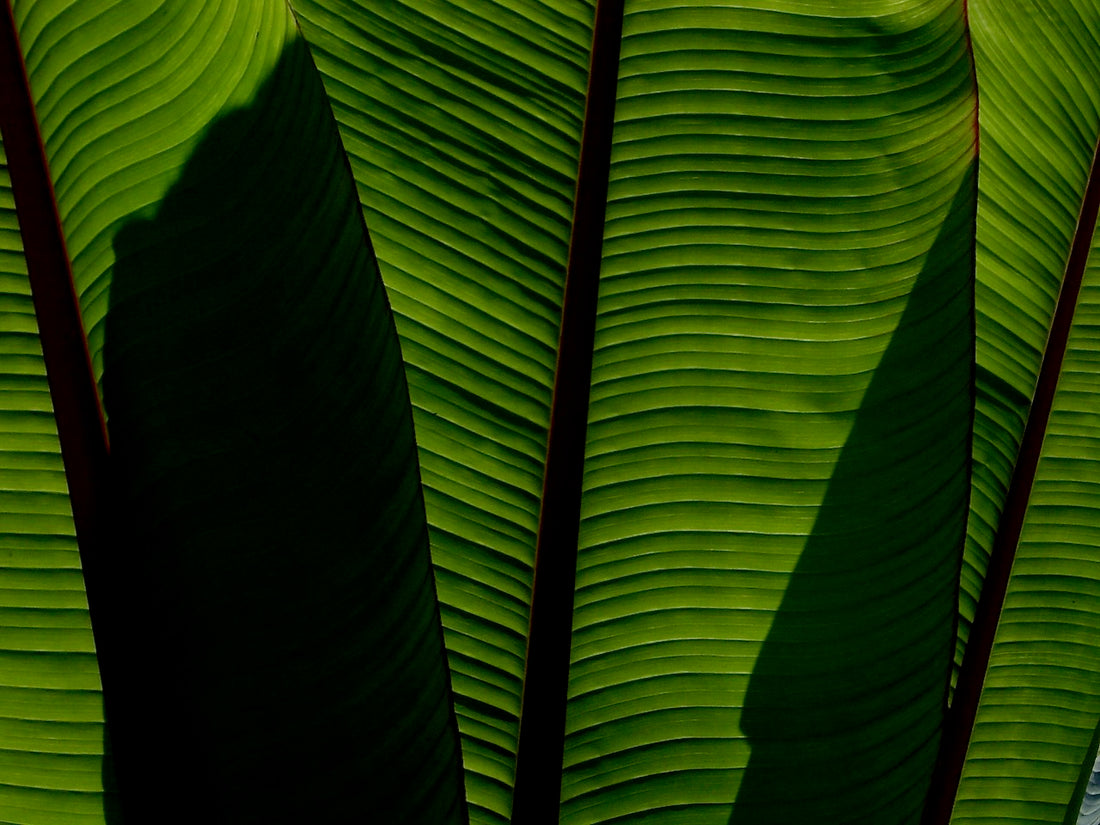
[3,0,1100,824]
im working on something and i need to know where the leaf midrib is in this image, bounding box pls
[0,0,121,813]
[0,0,111,644]
[926,126,1100,825]
[509,0,625,821]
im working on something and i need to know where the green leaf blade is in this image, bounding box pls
[10,1,466,820]
[0,138,108,825]
[963,0,1100,683]
[290,2,596,819]
[953,225,1100,824]
[563,2,976,823]
[947,2,1100,821]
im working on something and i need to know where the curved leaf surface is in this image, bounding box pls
[288,2,594,819]
[953,226,1100,825]
[293,0,976,822]
[0,139,107,824]
[946,1,1100,822]
[8,1,464,821]
[22,0,1088,822]
[561,2,975,823]
[961,0,1100,678]
[290,3,972,822]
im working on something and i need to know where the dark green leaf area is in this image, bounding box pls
[100,40,464,825]
[732,179,974,824]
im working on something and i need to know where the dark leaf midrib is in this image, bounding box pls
[509,1,625,822]
[925,130,1100,825]
[0,0,110,549]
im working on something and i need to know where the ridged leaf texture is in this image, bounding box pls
[4,0,463,822]
[8,0,1100,824]
[0,137,108,824]
[565,3,973,823]
[951,1,1100,824]
[293,0,976,823]
[961,0,1100,673]
[288,2,593,820]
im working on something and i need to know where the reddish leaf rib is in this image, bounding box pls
[925,132,1100,825]
[0,0,109,539]
[509,1,624,821]
[0,0,113,693]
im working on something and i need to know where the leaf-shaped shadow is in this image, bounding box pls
[100,37,464,824]
[730,177,974,823]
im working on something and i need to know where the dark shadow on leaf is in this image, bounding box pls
[100,727,121,824]
[729,177,974,824]
[99,36,464,825]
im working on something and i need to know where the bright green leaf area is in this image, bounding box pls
[950,3,1100,821]
[564,2,973,823]
[8,0,1100,823]
[0,140,108,825]
[289,2,980,822]
[963,0,1100,683]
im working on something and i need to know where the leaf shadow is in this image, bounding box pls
[97,36,464,825]
[728,177,974,823]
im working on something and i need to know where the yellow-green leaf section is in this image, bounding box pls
[288,2,594,820]
[0,139,108,825]
[564,2,975,823]
[961,0,1100,684]
[950,1,1100,822]
[952,225,1100,825]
